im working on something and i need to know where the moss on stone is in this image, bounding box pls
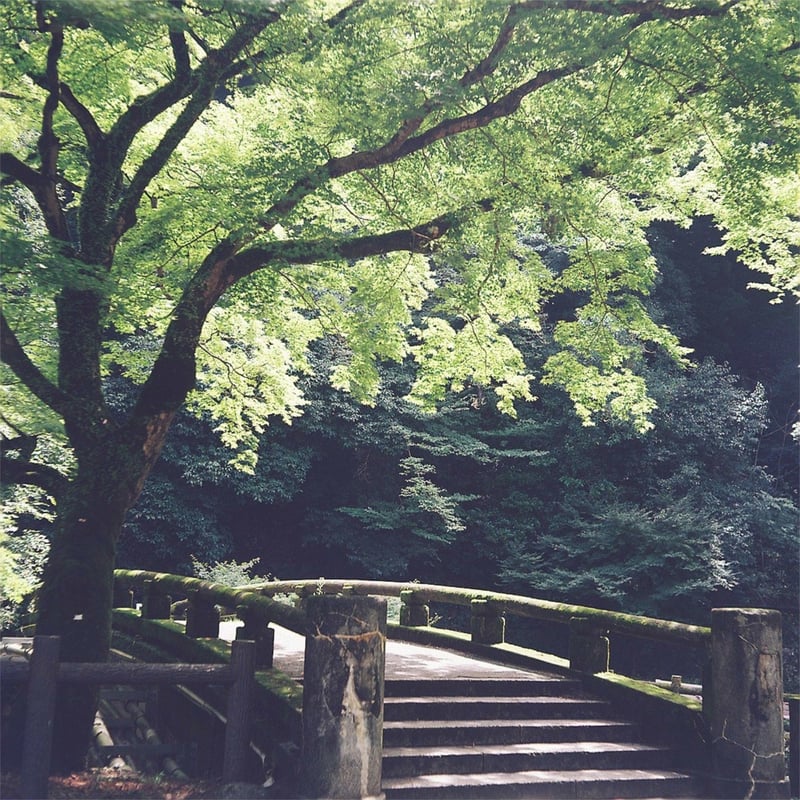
[595,671,703,711]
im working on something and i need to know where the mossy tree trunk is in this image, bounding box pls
[0,5,274,770]
[34,419,175,770]
[36,498,120,772]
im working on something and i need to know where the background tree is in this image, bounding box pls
[1,0,797,769]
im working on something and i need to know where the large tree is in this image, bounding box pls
[1,0,797,769]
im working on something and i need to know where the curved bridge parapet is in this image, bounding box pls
[111,570,793,800]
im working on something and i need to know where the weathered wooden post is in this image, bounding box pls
[708,608,789,799]
[568,617,610,674]
[222,639,256,783]
[470,598,505,645]
[185,590,220,638]
[21,635,60,800]
[399,589,429,627]
[300,594,387,799]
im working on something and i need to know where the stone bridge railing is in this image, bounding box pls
[112,570,793,799]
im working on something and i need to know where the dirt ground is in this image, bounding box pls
[0,769,276,799]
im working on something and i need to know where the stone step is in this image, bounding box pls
[384,695,613,721]
[381,767,703,799]
[383,718,642,748]
[382,741,677,778]
[379,663,701,798]
[385,678,582,698]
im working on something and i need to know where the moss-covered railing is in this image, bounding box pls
[113,571,711,683]
[259,577,710,647]
[113,571,709,652]
[113,569,307,638]
[112,571,792,797]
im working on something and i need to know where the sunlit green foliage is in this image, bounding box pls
[3,0,796,469]
[0,2,797,728]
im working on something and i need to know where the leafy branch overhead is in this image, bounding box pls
[1,0,798,471]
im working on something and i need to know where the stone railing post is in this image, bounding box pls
[568,617,610,674]
[399,589,429,627]
[112,580,133,609]
[470,598,505,645]
[708,608,789,799]
[300,594,387,799]
[236,605,275,668]
[142,579,171,620]
[185,590,220,638]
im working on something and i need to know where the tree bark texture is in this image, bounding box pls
[33,428,171,771]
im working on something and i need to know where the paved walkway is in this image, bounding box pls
[220,621,555,681]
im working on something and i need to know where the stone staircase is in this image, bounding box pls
[381,676,703,799]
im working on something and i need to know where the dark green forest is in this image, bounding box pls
[4,217,797,683]
[100,219,798,683]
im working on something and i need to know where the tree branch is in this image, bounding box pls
[463,4,525,87]
[0,151,81,194]
[257,0,730,238]
[370,4,532,163]
[132,238,239,418]
[35,17,69,239]
[168,0,191,82]
[325,0,368,29]
[517,0,742,18]
[132,201,491,420]
[0,312,69,416]
[2,433,37,461]
[257,63,584,233]
[57,82,104,153]
[0,153,44,192]
[111,12,280,243]
[0,453,70,498]
[230,202,493,280]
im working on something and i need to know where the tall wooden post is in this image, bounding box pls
[21,636,61,800]
[222,639,256,783]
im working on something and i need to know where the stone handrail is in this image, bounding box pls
[113,571,709,646]
[111,570,790,798]
[251,578,711,647]
[113,569,307,634]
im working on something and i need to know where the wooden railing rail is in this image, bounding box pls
[6,635,256,799]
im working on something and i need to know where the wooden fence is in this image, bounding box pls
[4,635,255,800]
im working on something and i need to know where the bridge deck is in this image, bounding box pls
[222,622,558,682]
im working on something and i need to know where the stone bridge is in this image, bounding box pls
[108,570,795,799]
